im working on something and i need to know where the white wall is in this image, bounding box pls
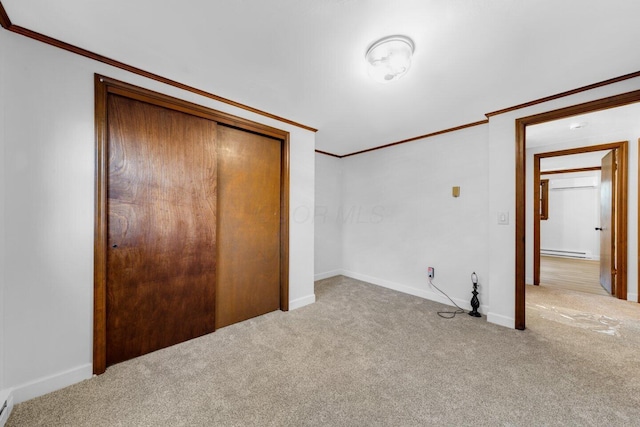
[0,29,316,403]
[340,125,491,312]
[288,131,316,310]
[540,172,601,259]
[313,79,640,332]
[314,153,343,280]
[525,136,639,298]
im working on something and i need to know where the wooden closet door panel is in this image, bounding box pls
[216,125,281,328]
[106,94,217,366]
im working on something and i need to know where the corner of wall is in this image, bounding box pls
[314,270,343,281]
[10,364,92,405]
[0,26,7,403]
[314,153,344,278]
[337,157,345,272]
[486,312,515,329]
[341,270,490,316]
[289,294,316,310]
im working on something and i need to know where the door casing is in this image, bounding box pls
[515,90,640,330]
[93,75,291,374]
[532,143,627,298]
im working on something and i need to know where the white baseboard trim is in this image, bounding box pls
[341,270,489,315]
[314,270,343,281]
[289,294,316,310]
[525,276,533,286]
[0,389,14,427]
[486,312,515,329]
[11,363,93,404]
[628,293,638,303]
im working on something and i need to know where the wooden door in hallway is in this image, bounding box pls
[216,125,282,328]
[105,94,218,367]
[532,142,628,303]
[599,150,615,295]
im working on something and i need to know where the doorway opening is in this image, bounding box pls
[533,142,628,299]
[515,90,640,330]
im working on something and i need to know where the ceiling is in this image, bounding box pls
[528,101,640,170]
[3,0,640,156]
[527,102,640,148]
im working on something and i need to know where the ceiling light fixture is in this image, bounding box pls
[365,35,415,83]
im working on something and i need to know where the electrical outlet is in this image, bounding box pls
[427,267,434,279]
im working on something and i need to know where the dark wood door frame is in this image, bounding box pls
[515,89,640,330]
[94,75,291,373]
[532,143,628,299]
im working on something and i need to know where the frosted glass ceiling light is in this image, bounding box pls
[365,35,415,83]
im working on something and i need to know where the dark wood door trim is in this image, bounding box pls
[94,75,290,374]
[533,155,540,285]
[540,166,601,175]
[93,76,108,374]
[100,76,290,140]
[532,142,628,296]
[515,90,640,330]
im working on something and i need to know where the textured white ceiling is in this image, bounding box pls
[527,103,640,148]
[4,0,640,155]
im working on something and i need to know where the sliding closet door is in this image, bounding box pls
[106,94,218,366]
[216,125,282,328]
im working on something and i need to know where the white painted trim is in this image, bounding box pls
[11,364,92,404]
[486,312,515,329]
[0,389,13,427]
[341,270,489,315]
[289,294,316,310]
[314,269,343,281]
[628,293,638,303]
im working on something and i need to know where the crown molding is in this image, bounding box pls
[315,150,342,158]
[339,119,489,158]
[486,70,640,117]
[540,166,601,176]
[319,66,640,158]
[2,1,640,158]
[0,1,317,133]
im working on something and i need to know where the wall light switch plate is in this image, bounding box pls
[498,211,509,225]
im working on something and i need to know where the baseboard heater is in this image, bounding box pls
[541,249,591,259]
[549,177,597,189]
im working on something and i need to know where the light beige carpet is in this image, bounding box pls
[7,276,640,426]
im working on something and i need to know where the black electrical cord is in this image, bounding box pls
[428,277,466,319]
